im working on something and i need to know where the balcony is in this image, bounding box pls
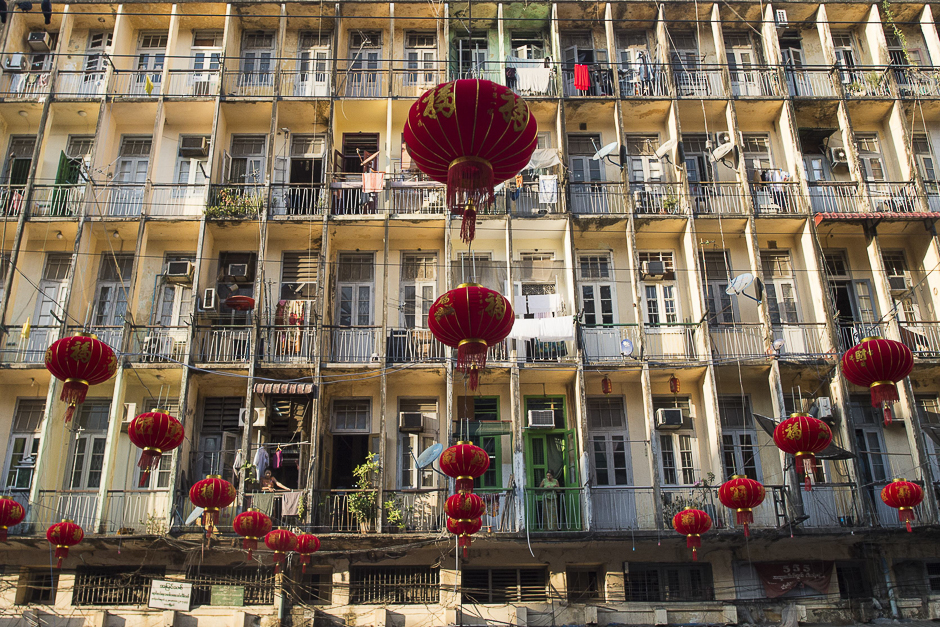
[519,338,576,364]
[772,323,831,357]
[729,66,783,97]
[387,179,446,215]
[149,184,207,217]
[165,69,221,98]
[450,63,502,85]
[259,326,317,363]
[926,181,940,212]
[799,483,865,528]
[690,182,748,215]
[562,62,616,97]
[193,326,252,363]
[331,175,382,215]
[807,181,860,214]
[632,182,685,216]
[784,66,838,98]
[386,328,446,364]
[269,183,327,217]
[618,63,669,97]
[323,326,379,363]
[383,489,446,532]
[674,66,726,98]
[841,67,892,98]
[310,489,378,532]
[340,62,387,98]
[85,326,123,353]
[279,63,332,98]
[222,69,275,98]
[92,183,145,217]
[507,62,558,98]
[103,490,171,534]
[581,325,642,363]
[496,181,562,216]
[643,324,698,360]
[55,70,107,99]
[898,67,940,98]
[127,326,189,364]
[0,326,58,364]
[30,184,85,217]
[34,490,99,532]
[0,70,51,100]
[837,322,888,352]
[899,322,940,357]
[569,181,626,215]
[590,486,657,530]
[866,182,921,214]
[0,184,26,217]
[110,71,162,97]
[709,323,766,358]
[207,185,265,218]
[523,487,583,532]
[751,181,805,215]
[391,62,446,98]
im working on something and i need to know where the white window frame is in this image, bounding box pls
[659,432,698,486]
[399,252,438,329]
[587,396,630,487]
[332,399,372,433]
[579,253,616,326]
[761,251,801,325]
[3,400,45,491]
[336,253,375,327]
[701,250,737,325]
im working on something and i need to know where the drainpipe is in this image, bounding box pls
[881,554,900,619]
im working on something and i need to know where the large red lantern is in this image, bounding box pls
[264,529,298,574]
[773,413,833,492]
[296,533,321,573]
[189,475,237,538]
[128,410,184,486]
[881,478,924,532]
[427,284,513,390]
[672,507,711,562]
[447,516,483,558]
[446,493,486,520]
[440,441,491,494]
[0,497,25,541]
[717,475,766,537]
[44,333,117,422]
[403,79,538,242]
[842,337,914,426]
[233,509,272,558]
[46,520,83,568]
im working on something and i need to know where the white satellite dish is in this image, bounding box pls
[620,338,634,357]
[772,338,786,351]
[655,138,677,160]
[592,141,619,161]
[415,443,444,469]
[712,142,734,161]
[726,273,754,295]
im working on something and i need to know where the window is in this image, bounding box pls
[4,136,35,186]
[525,396,565,430]
[228,135,267,184]
[68,401,111,489]
[625,563,714,602]
[337,253,374,326]
[894,561,940,597]
[588,397,629,486]
[851,395,888,484]
[660,433,696,485]
[73,567,164,606]
[136,453,172,490]
[400,253,437,328]
[333,399,371,433]
[202,396,243,432]
[4,399,44,490]
[567,568,602,602]
[157,253,194,327]
[404,32,436,85]
[579,254,615,326]
[511,32,545,59]
[640,252,678,325]
[281,251,319,300]
[761,251,800,324]
[186,565,274,606]
[293,570,332,605]
[398,398,437,489]
[94,253,133,327]
[856,133,885,181]
[913,133,937,182]
[836,562,871,599]
[824,251,848,277]
[719,396,760,480]
[625,134,663,184]
[457,396,500,421]
[700,251,735,324]
[462,568,547,603]
[915,395,940,477]
[240,31,275,87]
[20,570,57,605]
[742,133,773,180]
[350,566,439,604]
[176,136,209,186]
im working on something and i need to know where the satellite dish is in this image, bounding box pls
[712,142,734,161]
[592,141,619,161]
[726,273,755,295]
[620,338,634,356]
[415,443,444,469]
[185,506,204,526]
[772,338,785,351]
[655,139,677,160]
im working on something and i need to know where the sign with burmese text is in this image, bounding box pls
[754,561,834,598]
[149,580,193,611]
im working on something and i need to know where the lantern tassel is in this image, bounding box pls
[60,380,90,423]
[736,510,754,537]
[302,555,310,573]
[0,528,7,542]
[460,206,476,244]
[274,553,284,575]
[137,450,161,471]
[899,508,915,532]
[456,341,488,373]
[466,367,480,391]
[447,157,494,244]
[882,403,893,427]
[799,455,816,492]
[55,546,68,568]
[137,470,151,489]
[243,538,257,559]
[459,533,471,558]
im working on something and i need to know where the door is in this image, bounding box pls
[726,45,759,95]
[400,253,436,329]
[83,32,112,95]
[832,33,858,85]
[334,253,375,361]
[297,40,330,96]
[569,135,607,214]
[113,137,151,216]
[780,35,808,95]
[525,431,580,530]
[93,254,133,349]
[191,31,222,96]
[349,48,383,97]
[240,31,275,93]
[134,33,166,94]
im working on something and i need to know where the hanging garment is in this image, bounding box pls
[538,175,558,204]
[274,448,283,469]
[233,450,243,478]
[253,446,269,482]
[281,491,301,516]
[251,493,275,516]
[362,171,385,194]
[516,67,552,94]
[574,64,590,90]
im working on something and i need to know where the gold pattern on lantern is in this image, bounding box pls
[498,91,528,131]
[785,422,802,440]
[422,83,455,119]
[484,293,506,319]
[70,341,92,363]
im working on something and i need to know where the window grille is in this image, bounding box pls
[202,397,243,432]
[73,567,164,606]
[587,397,625,430]
[462,568,547,603]
[567,568,601,602]
[349,566,439,604]
[119,137,152,157]
[12,399,45,431]
[186,565,275,606]
[22,570,57,605]
[332,399,371,432]
[638,251,675,273]
[624,563,713,602]
[338,253,375,282]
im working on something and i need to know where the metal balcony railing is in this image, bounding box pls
[618,63,669,97]
[269,183,328,217]
[0,184,27,217]
[866,181,921,213]
[331,175,383,215]
[643,323,698,360]
[390,63,446,98]
[898,67,940,98]
[86,326,123,352]
[507,63,558,97]
[0,326,58,364]
[589,486,657,530]
[259,326,317,363]
[383,489,447,532]
[339,61,388,98]
[103,490,172,535]
[387,180,446,215]
[690,181,748,215]
[729,66,783,97]
[193,326,252,363]
[496,181,563,216]
[323,326,379,363]
[751,181,805,215]
[279,65,332,98]
[91,183,145,217]
[925,181,940,212]
[568,181,626,214]
[55,70,107,99]
[674,66,726,98]
[784,66,838,97]
[31,184,85,217]
[149,184,207,217]
[34,490,99,532]
[207,184,265,218]
[164,69,221,97]
[899,322,940,356]
[581,324,642,363]
[561,62,616,97]
[310,489,378,532]
[488,339,510,362]
[523,487,583,532]
[127,326,189,363]
[710,323,766,358]
[0,70,51,99]
[799,483,865,528]
[772,323,831,357]
[110,72,162,97]
[840,66,892,97]
[222,70,275,97]
[807,181,860,214]
[632,182,685,215]
[476,489,519,532]
[837,322,888,352]
[519,338,576,363]
[450,64,502,84]
[386,328,446,363]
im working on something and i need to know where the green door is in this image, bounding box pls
[525,430,582,531]
[51,151,83,216]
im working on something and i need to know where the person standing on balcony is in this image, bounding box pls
[261,469,289,492]
[540,470,560,530]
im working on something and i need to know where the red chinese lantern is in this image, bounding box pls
[189,475,237,538]
[842,337,914,426]
[447,516,483,558]
[773,413,833,492]
[224,295,255,311]
[296,533,321,573]
[403,79,538,242]
[46,520,83,568]
[0,497,25,541]
[44,333,117,422]
[717,475,766,537]
[881,478,924,532]
[601,376,613,395]
[669,375,680,394]
[264,529,298,574]
[445,493,486,520]
[672,507,711,562]
[439,441,491,494]
[233,509,272,558]
[427,284,514,390]
[127,410,184,487]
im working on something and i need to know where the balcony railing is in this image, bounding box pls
[619,63,669,97]
[729,66,782,97]
[590,486,658,530]
[110,72,162,97]
[103,490,171,535]
[709,323,766,358]
[339,62,387,98]
[260,326,317,363]
[785,66,838,98]
[0,185,26,217]
[569,181,626,214]
[387,180,446,215]
[127,326,189,363]
[799,483,865,528]
[92,183,145,217]
[310,489,378,532]
[772,323,831,357]
[86,326,123,352]
[34,490,99,532]
[391,63,446,98]
[519,338,576,363]
[899,67,940,98]
[384,489,446,532]
[222,70,275,97]
[674,66,726,98]
[837,322,888,352]
[643,324,698,360]
[562,62,617,97]
[269,183,328,217]
[193,326,252,363]
[495,181,563,216]
[477,490,519,532]
[279,66,332,98]
[581,325,642,363]
[207,184,265,218]
[690,181,748,215]
[0,70,51,99]
[632,182,685,215]
[751,181,805,215]
[524,487,583,531]
[866,182,921,214]
[808,181,860,214]
[507,62,558,97]
[331,176,382,215]
[31,184,85,217]
[840,67,892,98]
[55,70,107,98]
[926,181,940,212]
[324,326,379,363]
[0,326,58,364]
[450,64,502,84]
[899,322,940,356]
[164,69,221,97]
[149,184,207,217]
[386,328,446,363]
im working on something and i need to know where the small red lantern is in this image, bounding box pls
[44,333,117,422]
[403,79,538,242]
[427,284,514,390]
[0,497,25,541]
[447,516,483,558]
[773,413,833,492]
[127,410,184,487]
[46,520,83,568]
[264,529,298,574]
[439,441,491,494]
[189,475,237,538]
[881,478,924,532]
[717,475,766,537]
[446,493,486,520]
[225,295,256,311]
[842,337,914,426]
[296,533,321,573]
[233,509,272,558]
[669,375,680,394]
[601,376,613,395]
[672,507,711,561]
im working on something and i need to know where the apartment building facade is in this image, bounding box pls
[1,0,940,625]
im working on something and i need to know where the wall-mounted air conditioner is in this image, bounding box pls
[527,409,555,428]
[655,408,684,429]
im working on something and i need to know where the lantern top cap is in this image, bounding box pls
[60,519,74,523]
[788,412,812,418]
[72,332,98,340]
[683,506,695,511]
[206,474,221,479]
[894,477,909,482]
[861,336,883,342]
[456,440,474,446]
[730,474,746,479]
[456,282,483,289]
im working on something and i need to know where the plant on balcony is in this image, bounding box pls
[662,194,679,214]
[383,497,407,532]
[847,80,866,96]
[348,452,379,532]
[205,187,263,219]
[661,472,716,526]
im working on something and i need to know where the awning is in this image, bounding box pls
[253,382,318,397]
[814,211,940,225]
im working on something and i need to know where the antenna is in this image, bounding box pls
[654,138,677,164]
[725,273,764,304]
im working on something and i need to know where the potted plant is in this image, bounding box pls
[348,453,379,533]
[383,497,406,532]
[205,187,263,218]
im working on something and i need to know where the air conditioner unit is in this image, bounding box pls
[642,260,667,280]
[774,9,788,28]
[829,146,849,168]
[655,407,684,429]
[227,264,249,280]
[165,260,194,284]
[121,402,137,431]
[252,407,266,427]
[201,287,217,310]
[4,53,26,72]
[27,31,51,51]
[815,397,832,419]
[716,131,732,145]
[399,411,424,432]
[527,409,555,428]
[179,136,210,157]
[888,275,911,295]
